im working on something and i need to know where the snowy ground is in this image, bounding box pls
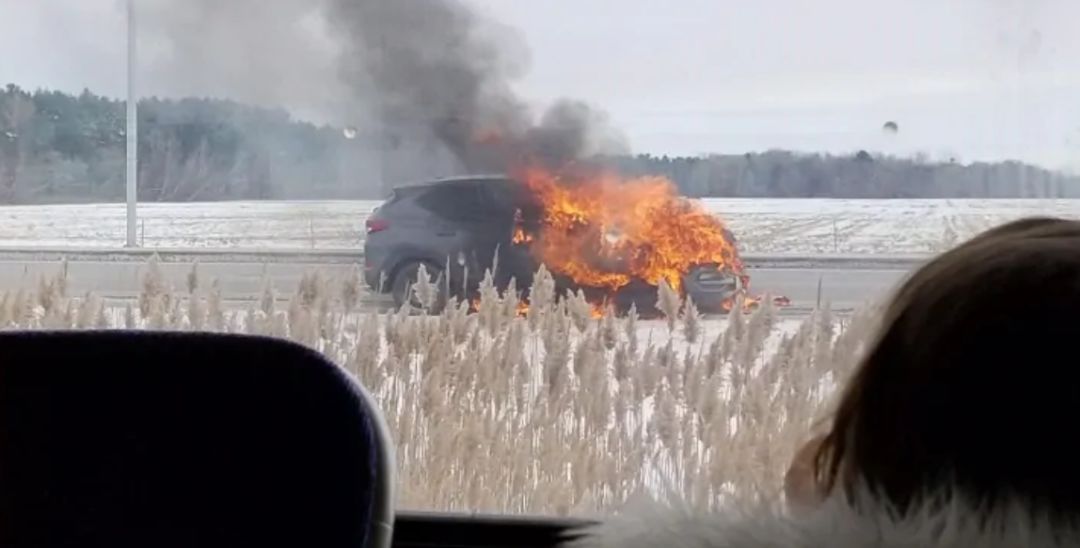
[0,199,1075,254]
[710,198,1080,254]
[0,201,375,250]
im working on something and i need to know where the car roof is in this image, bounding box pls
[392,174,514,192]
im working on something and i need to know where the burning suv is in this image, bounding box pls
[363,173,746,313]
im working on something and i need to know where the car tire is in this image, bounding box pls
[684,264,741,314]
[391,261,447,314]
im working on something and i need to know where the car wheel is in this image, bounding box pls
[391,261,446,314]
[684,264,741,314]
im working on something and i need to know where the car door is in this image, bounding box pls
[414,182,505,293]
[463,182,517,286]
[482,180,538,290]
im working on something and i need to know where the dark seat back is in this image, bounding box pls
[0,331,394,548]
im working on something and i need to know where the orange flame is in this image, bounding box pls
[511,228,531,244]
[589,302,605,319]
[512,209,534,244]
[512,166,745,295]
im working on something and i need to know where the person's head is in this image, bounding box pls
[811,217,1080,519]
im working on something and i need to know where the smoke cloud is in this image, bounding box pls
[137,0,627,187]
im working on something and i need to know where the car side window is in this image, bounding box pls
[415,184,490,222]
[482,181,518,210]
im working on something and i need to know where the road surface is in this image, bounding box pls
[0,259,910,312]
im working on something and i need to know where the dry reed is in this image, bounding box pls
[0,260,882,516]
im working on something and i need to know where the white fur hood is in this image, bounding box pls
[566,494,1080,548]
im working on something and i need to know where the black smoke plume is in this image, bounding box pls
[139,0,626,186]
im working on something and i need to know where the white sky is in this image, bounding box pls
[2,0,1080,171]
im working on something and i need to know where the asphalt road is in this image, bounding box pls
[0,259,911,312]
[749,267,908,310]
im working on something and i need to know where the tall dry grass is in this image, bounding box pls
[3,257,882,516]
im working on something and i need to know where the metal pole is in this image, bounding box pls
[125,0,138,247]
[377,33,387,190]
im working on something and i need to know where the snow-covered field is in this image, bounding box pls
[0,198,1076,254]
[713,198,1080,254]
[0,201,376,250]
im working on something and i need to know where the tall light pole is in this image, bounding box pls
[125,0,138,247]
[375,32,387,191]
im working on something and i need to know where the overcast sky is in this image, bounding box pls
[3,0,1079,171]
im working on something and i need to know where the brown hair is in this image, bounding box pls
[814,217,1080,517]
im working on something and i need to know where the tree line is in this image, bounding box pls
[608,151,1079,199]
[0,84,346,203]
[2,84,1077,204]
